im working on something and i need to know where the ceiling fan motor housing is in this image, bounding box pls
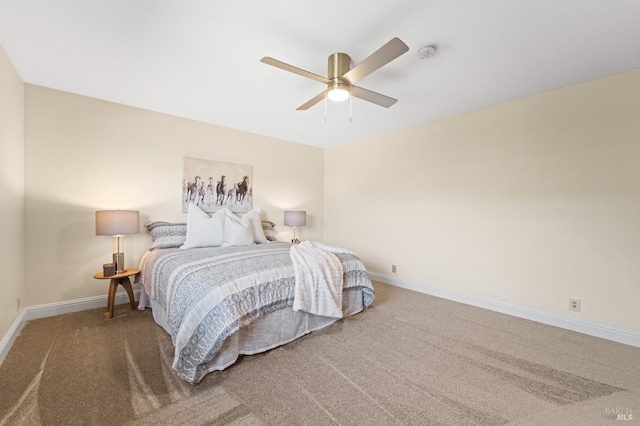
[328,53,351,85]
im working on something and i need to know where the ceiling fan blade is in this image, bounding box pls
[296,91,326,110]
[342,37,409,85]
[350,86,397,108]
[261,57,331,85]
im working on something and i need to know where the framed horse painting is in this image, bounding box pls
[182,157,253,213]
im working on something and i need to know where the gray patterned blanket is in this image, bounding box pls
[138,242,374,383]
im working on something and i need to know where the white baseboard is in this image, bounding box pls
[0,290,140,366]
[0,309,27,368]
[369,272,640,348]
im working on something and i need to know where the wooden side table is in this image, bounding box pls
[93,268,140,318]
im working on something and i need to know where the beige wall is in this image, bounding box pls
[8,61,640,337]
[24,85,324,306]
[325,69,640,331]
[0,45,25,338]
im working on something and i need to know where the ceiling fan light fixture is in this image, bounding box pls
[327,82,350,102]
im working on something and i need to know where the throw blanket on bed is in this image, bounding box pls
[290,240,354,318]
[138,243,374,383]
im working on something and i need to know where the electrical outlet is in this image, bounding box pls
[16,297,20,312]
[391,264,397,273]
[569,298,581,312]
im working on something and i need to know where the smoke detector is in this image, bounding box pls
[418,45,437,59]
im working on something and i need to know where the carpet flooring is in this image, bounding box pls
[0,282,638,425]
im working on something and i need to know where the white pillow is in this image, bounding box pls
[222,215,255,247]
[243,208,268,244]
[180,204,226,249]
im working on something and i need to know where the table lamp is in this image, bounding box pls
[95,210,140,273]
[284,210,306,244]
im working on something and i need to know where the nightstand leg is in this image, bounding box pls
[107,279,118,319]
[119,277,137,310]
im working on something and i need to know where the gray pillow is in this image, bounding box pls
[261,220,277,241]
[146,222,187,249]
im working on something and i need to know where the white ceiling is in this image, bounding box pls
[1,1,639,148]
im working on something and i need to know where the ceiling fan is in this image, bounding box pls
[260,37,409,110]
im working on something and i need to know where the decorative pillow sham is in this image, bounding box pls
[261,221,277,241]
[146,221,187,249]
[180,204,226,249]
[242,208,268,244]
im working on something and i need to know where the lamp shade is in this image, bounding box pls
[95,210,140,236]
[284,210,306,227]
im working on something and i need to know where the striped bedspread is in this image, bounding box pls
[138,242,374,383]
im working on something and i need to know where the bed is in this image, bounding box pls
[136,208,375,384]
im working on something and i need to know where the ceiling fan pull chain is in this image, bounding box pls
[324,91,328,122]
[349,94,352,123]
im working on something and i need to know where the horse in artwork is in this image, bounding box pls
[225,186,236,205]
[216,175,227,206]
[236,176,249,204]
[196,180,206,206]
[204,177,216,206]
[185,176,201,203]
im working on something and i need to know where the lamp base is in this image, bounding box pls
[113,252,125,274]
[291,238,301,244]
